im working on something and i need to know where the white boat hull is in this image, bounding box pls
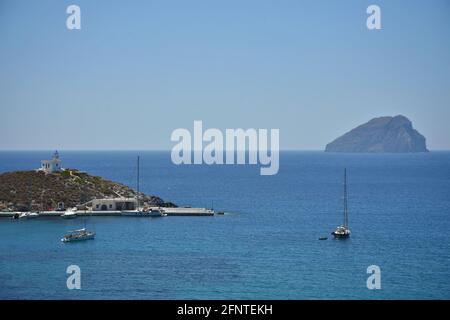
[61,213,77,219]
[121,210,166,217]
[121,210,151,217]
[19,212,40,219]
[61,234,95,242]
[332,226,351,238]
[148,212,167,217]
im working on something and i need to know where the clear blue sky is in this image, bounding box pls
[1,0,449,150]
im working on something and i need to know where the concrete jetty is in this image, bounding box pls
[159,207,215,216]
[0,207,215,218]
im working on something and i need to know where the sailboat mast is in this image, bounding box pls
[344,168,348,227]
[137,156,140,210]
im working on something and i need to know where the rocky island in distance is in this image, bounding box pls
[325,115,429,153]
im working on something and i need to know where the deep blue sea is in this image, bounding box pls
[0,151,449,299]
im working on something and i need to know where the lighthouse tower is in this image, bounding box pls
[40,151,62,173]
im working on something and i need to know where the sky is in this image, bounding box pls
[1,0,449,150]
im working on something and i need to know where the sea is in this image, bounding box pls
[0,151,449,299]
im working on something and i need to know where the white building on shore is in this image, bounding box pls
[39,151,62,173]
[90,198,137,211]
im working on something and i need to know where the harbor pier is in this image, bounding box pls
[0,207,216,218]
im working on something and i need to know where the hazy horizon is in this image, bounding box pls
[1,148,448,152]
[1,0,449,150]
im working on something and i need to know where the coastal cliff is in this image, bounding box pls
[325,115,429,153]
[0,169,176,211]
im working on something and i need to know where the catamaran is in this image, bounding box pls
[332,168,351,238]
[61,228,95,242]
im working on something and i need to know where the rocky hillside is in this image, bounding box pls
[0,169,176,211]
[325,115,429,153]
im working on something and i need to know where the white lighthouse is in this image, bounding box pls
[40,151,62,173]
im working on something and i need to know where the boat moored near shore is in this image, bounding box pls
[61,207,77,219]
[19,212,40,219]
[121,208,166,217]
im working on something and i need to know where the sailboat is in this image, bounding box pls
[61,192,95,242]
[122,156,166,217]
[332,168,351,238]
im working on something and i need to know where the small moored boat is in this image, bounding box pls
[147,208,167,217]
[122,208,167,217]
[19,212,40,219]
[61,208,78,219]
[122,209,152,217]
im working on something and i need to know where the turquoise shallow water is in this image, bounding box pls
[0,151,449,299]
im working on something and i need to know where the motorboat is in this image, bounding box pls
[19,212,40,219]
[147,208,167,217]
[61,207,78,219]
[61,228,95,242]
